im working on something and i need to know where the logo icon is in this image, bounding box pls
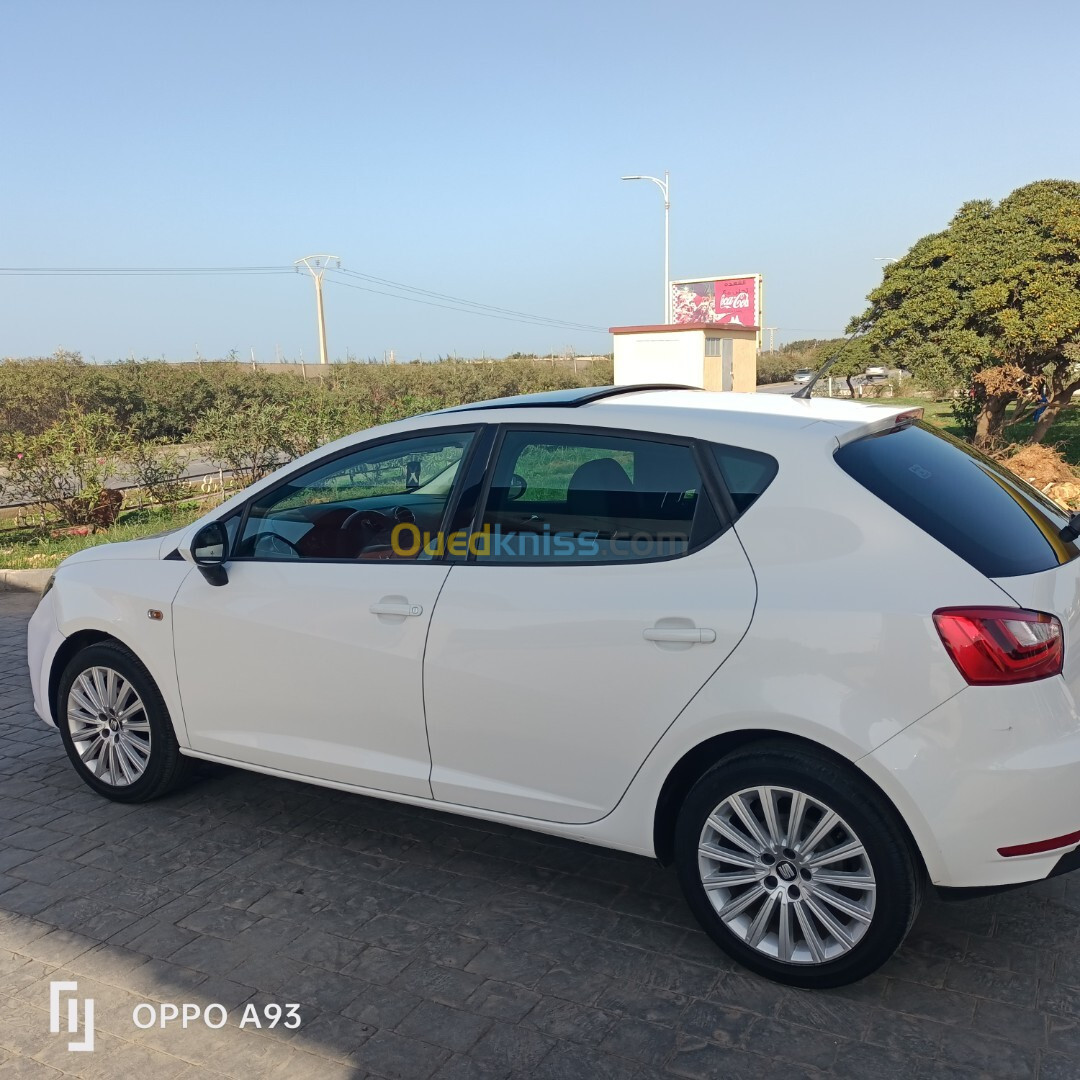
[776,862,797,882]
[49,981,94,1052]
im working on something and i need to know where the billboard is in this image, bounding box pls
[670,275,761,329]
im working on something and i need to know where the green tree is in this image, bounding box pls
[847,179,1080,446]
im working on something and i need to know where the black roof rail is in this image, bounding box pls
[430,383,701,415]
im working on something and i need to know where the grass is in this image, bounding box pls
[999,406,1080,463]
[864,397,964,437]
[0,502,206,570]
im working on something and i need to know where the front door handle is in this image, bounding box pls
[643,627,716,644]
[370,602,423,617]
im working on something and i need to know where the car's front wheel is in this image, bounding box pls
[56,641,191,803]
[674,741,921,988]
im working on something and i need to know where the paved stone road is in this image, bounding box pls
[1,587,1078,1079]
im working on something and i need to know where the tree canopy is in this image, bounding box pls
[847,179,1080,445]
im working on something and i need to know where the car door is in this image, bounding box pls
[171,425,483,798]
[422,425,758,824]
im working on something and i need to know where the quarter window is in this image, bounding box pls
[236,431,475,561]
[709,444,778,517]
[475,429,720,563]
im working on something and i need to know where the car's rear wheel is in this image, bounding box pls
[57,642,191,803]
[674,741,921,988]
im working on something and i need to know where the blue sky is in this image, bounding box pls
[3,0,1078,362]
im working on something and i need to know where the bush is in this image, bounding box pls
[0,352,87,437]
[2,409,127,527]
[755,351,802,384]
[0,356,616,444]
[193,401,290,486]
[951,388,980,439]
[123,439,192,505]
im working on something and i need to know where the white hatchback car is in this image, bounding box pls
[26,385,1080,988]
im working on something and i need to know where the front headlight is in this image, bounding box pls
[41,573,56,598]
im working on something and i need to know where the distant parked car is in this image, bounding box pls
[793,368,813,384]
[865,364,888,380]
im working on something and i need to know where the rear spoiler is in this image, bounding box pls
[834,407,924,447]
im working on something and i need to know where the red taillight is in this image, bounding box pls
[998,829,1080,857]
[932,607,1063,686]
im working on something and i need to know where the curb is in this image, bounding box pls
[0,569,52,594]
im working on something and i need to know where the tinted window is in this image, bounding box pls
[237,431,474,561]
[835,421,1078,578]
[710,444,778,517]
[476,429,720,563]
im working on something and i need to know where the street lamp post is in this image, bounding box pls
[621,171,670,324]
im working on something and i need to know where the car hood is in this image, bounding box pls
[59,531,180,566]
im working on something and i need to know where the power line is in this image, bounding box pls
[325,276,607,334]
[0,266,294,276]
[0,263,608,335]
[334,268,606,333]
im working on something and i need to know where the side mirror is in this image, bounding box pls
[191,521,229,586]
[507,473,528,501]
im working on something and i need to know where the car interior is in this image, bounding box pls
[479,437,711,560]
[234,446,468,561]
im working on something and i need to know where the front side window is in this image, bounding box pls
[236,430,475,561]
[474,429,720,563]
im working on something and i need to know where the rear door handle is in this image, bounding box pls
[370,602,423,617]
[643,627,716,644]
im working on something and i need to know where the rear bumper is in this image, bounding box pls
[864,678,1080,889]
[936,846,1080,900]
[1049,845,1080,879]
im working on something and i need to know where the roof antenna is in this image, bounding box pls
[791,331,866,400]
[791,354,839,399]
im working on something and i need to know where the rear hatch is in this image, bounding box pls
[834,420,1080,688]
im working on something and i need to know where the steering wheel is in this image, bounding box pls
[253,532,302,559]
[339,508,393,536]
[339,506,417,557]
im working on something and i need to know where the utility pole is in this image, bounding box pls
[295,255,341,364]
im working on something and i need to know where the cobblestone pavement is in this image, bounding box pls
[1,587,1079,1079]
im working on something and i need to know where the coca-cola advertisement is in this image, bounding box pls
[670,275,761,327]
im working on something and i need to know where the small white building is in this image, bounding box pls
[610,322,758,392]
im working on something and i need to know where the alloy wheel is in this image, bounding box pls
[697,785,877,965]
[66,665,153,787]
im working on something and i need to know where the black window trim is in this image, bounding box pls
[452,421,740,568]
[224,422,492,566]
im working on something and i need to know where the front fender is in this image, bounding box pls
[50,559,195,746]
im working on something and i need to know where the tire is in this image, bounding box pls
[56,641,192,803]
[674,740,922,988]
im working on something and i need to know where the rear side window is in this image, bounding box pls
[709,444,778,517]
[476,429,721,563]
[835,421,1079,578]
